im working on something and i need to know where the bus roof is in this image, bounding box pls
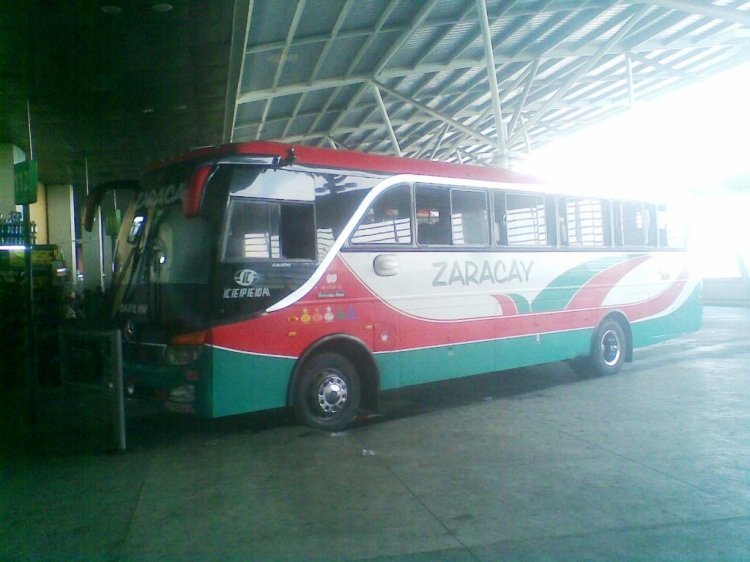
[150,140,546,186]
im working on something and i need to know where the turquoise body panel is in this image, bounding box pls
[209,347,295,417]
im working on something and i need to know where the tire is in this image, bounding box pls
[293,352,361,431]
[588,318,627,376]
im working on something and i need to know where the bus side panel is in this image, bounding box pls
[376,328,593,389]
[209,346,294,417]
[631,283,702,349]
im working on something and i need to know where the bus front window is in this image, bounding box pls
[149,206,212,285]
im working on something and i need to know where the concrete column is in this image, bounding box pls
[80,189,104,292]
[46,184,77,282]
[29,184,47,245]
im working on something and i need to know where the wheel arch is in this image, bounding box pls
[288,334,380,412]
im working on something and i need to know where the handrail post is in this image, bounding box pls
[110,329,126,452]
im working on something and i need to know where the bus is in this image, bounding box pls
[85,141,701,431]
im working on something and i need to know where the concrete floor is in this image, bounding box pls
[2,306,750,561]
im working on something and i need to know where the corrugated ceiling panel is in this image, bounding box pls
[315,35,375,79]
[297,0,348,36]
[339,0,390,31]
[248,0,300,46]
[348,29,405,75]
[278,44,325,87]
[420,21,479,64]
[241,51,280,92]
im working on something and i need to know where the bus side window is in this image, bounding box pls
[657,204,687,248]
[493,191,508,246]
[416,184,451,246]
[350,184,412,245]
[563,198,606,247]
[224,199,316,260]
[224,200,278,260]
[451,189,489,246]
[556,197,568,247]
[644,203,657,246]
[505,193,547,246]
[612,201,624,246]
[621,201,656,246]
[279,203,316,259]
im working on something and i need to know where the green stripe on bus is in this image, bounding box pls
[379,329,593,390]
[508,293,531,314]
[631,285,702,347]
[531,254,642,313]
[210,348,295,417]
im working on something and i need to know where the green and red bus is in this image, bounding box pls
[87,141,701,430]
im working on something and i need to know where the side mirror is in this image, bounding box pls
[83,180,140,232]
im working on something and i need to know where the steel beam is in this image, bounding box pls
[374,81,498,148]
[282,0,354,139]
[645,0,750,27]
[510,5,650,144]
[626,52,636,108]
[303,0,400,140]
[223,0,253,143]
[256,0,306,139]
[322,0,440,141]
[476,0,508,167]
[236,29,748,106]
[507,60,539,140]
[371,84,403,156]
[628,52,695,80]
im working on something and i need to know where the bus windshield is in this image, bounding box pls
[112,165,214,334]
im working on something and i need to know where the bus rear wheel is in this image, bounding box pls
[589,318,627,376]
[293,352,361,431]
[572,318,628,377]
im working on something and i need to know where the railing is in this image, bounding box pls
[58,329,126,452]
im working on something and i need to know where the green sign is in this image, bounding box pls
[104,209,122,237]
[14,160,38,205]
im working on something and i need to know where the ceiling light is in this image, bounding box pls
[150,3,173,12]
[100,5,122,14]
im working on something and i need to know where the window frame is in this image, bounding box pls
[221,196,318,263]
[500,191,550,248]
[619,200,657,248]
[349,183,414,247]
[449,187,490,247]
[558,196,611,248]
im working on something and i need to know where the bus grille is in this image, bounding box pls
[124,343,166,364]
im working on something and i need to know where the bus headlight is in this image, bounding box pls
[169,384,195,403]
[164,345,203,365]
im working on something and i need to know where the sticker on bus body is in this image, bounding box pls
[222,287,271,299]
[234,269,260,286]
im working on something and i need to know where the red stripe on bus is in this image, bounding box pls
[493,294,519,316]
[565,255,652,311]
[210,258,691,357]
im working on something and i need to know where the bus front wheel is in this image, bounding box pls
[293,352,361,431]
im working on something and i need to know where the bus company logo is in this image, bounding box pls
[133,183,185,209]
[432,258,534,287]
[234,269,260,287]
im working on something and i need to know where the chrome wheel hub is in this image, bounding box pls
[316,372,348,415]
[601,329,621,366]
